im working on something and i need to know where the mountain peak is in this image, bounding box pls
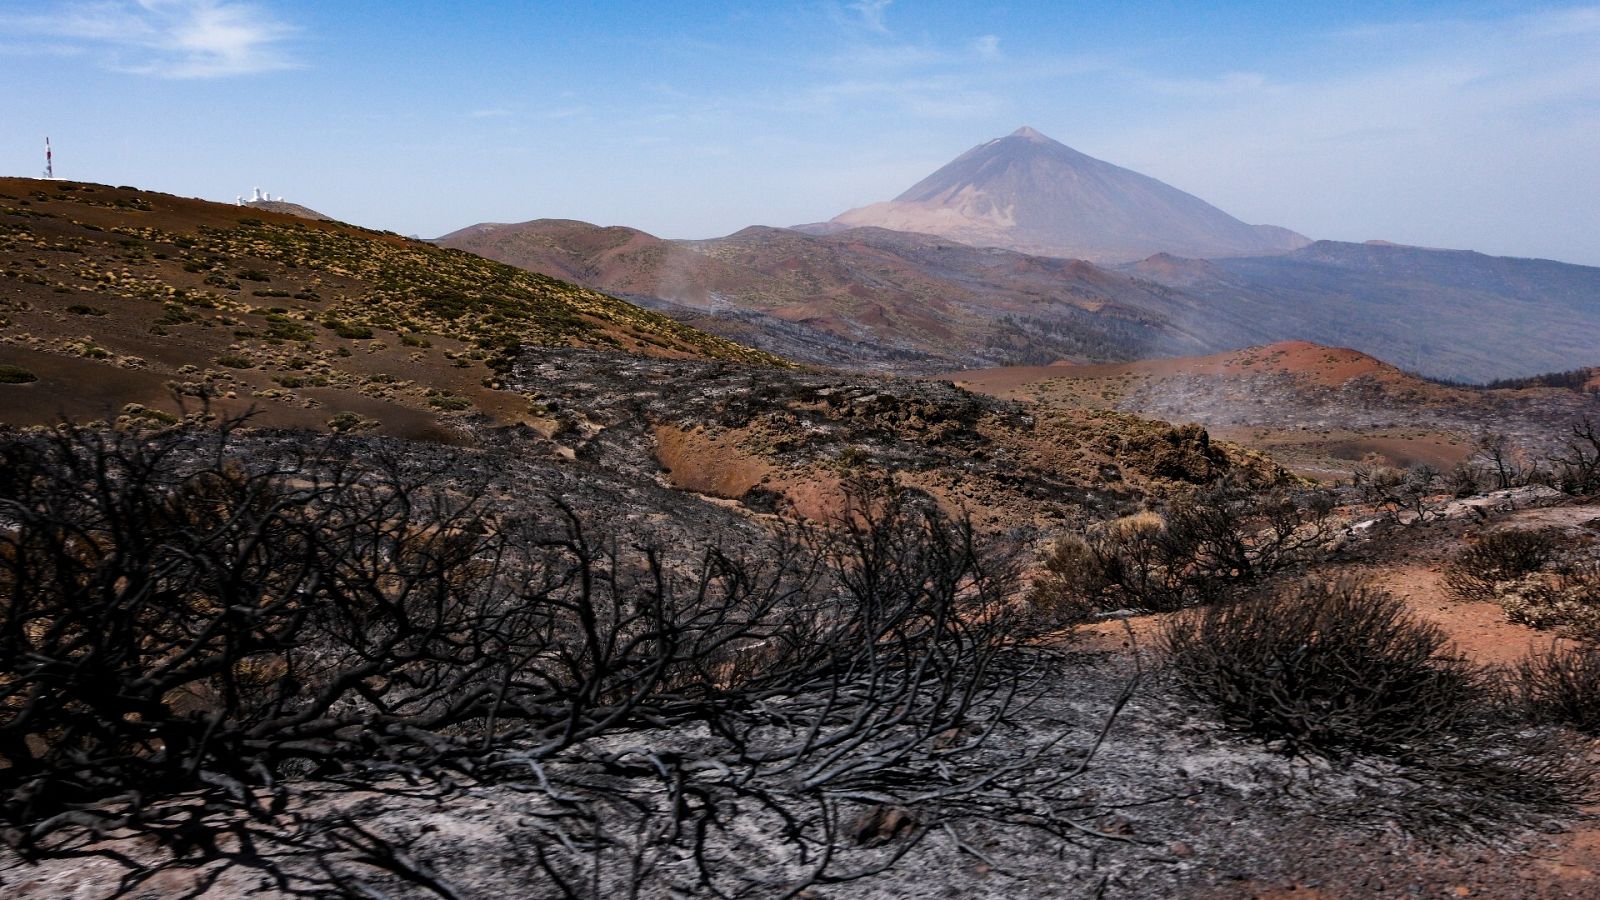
[829,129,1310,263]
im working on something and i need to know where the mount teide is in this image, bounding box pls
[813,126,1309,263]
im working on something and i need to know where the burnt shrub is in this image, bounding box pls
[1551,420,1600,496]
[1443,527,1569,601]
[1025,534,1106,627]
[1162,579,1483,756]
[1518,645,1600,734]
[1029,479,1335,622]
[0,424,1055,895]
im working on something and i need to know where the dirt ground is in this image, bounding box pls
[1074,499,1600,898]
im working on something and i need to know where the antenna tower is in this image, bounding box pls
[44,137,53,179]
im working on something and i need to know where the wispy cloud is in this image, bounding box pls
[797,75,1000,119]
[848,0,893,35]
[3,0,298,78]
[1095,6,1600,261]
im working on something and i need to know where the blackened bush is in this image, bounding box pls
[1162,579,1482,756]
[0,422,1047,897]
[1552,420,1600,496]
[1030,479,1336,622]
[1443,527,1568,601]
[1025,534,1107,627]
[1519,645,1600,734]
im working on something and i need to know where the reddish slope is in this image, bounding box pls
[951,341,1600,480]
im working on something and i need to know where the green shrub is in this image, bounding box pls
[326,411,375,433]
[0,364,37,384]
[426,391,472,412]
[1162,579,1482,757]
[215,354,254,369]
[66,304,106,316]
[326,320,372,340]
[262,314,314,342]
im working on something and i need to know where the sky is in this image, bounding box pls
[1,1,1596,265]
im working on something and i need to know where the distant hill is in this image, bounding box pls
[813,127,1309,263]
[435,218,1239,371]
[0,179,781,438]
[953,340,1600,480]
[1125,241,1600,382]
[439,216,1600,382]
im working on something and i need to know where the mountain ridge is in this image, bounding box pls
[435,217,1230,371]
[1121,240,1600,382]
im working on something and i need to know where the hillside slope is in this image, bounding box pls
[436,218,1238,371]
[1126,241,1600,382]
[954,340,1600,480]
[0,179,781,439]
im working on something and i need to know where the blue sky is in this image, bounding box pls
[2,1,1596,265]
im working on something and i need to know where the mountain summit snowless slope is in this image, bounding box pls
[822,127,1310,263]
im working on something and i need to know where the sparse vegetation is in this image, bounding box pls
[326,318,373,340]
[1438,526,1600,638]
[3,179,1599,896]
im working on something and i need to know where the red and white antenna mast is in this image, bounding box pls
[44,137,53,179]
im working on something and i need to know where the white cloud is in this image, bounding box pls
[3,0,298,78]
[849,0,893,35]
[973,34,1001,60]
[1099,6,1600,262]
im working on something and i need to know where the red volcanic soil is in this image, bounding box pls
[951,341,1404,397]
